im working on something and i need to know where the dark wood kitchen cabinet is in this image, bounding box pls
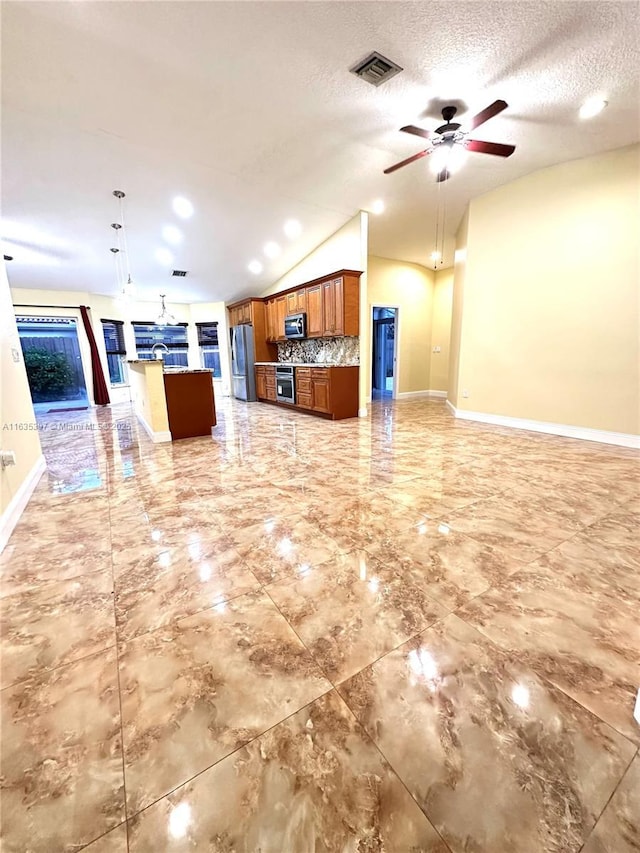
[227,298,277,362]
[306,284,323,338]
[295,367,312,409]
[287,288,307,316]
[310,368,331,413]
[256,365,277,402]
[163,371,216,440]
[275,296,287,341]
[260,365,358,419]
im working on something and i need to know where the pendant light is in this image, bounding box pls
[111,190,136,301]
[155,293,177,327]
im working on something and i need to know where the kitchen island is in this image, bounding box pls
[128,360,216,442]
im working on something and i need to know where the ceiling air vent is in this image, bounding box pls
[171,269,188,277]
[350,52,403,87]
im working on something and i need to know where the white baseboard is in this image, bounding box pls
[397,390,447,400]
[0,454,46,553]
[446,401,640,449]
[136,413,172,443]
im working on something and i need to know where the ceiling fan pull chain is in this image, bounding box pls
[433,179,441,270]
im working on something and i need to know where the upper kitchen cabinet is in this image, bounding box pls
[275,296,287,341]
[227,299,252,327]
[322,277,344,336]
[287,288,307,315]
[232,269,361,344]
[265,298,277,342]
[316,272,360,337]
[226,298,276,362]
[306,284,323,338]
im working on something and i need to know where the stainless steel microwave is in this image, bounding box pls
[284,313,306,339]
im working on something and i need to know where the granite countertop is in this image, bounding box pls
[127,360,212,374]
[162,368,213,374]
[254,362,359,367]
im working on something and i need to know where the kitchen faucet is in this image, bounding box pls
[151,342,169,360]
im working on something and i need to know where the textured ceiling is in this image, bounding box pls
[2,1,639,302]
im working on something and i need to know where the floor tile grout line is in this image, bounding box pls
[107,476,131,853]
[448,607,640,749]
[0,640,119,694]
[120,683,335,828]
[576,745,639,853]
[332,688,456,853]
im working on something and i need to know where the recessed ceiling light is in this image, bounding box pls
[162,225,183,245]
[579,97,608,120]
[172,196,194,218]
[371,199,385,214]
[284,219,302,239]
[264,241,281,259]
[155,247,174,266]
[248,260,263,274]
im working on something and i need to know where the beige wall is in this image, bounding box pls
[367,255,435,396]
[261,214,366,297]
[448,208,469,408]
[430,267,454,393]
[451,144,639,435]
[1,264,43,549]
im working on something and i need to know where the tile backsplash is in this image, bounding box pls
[277,336,359,365]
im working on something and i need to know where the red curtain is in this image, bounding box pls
[79,305,110,406]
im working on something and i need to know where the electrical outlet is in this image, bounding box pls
[462,389,470,398]
[432,345,441,353]
[11,347,20,363]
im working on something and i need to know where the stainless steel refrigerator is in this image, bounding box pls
[230,324,257,402]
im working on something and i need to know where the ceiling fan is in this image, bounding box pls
[384,99,515,181]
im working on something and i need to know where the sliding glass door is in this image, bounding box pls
[17,316,89,412]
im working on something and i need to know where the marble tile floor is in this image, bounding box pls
[0,397,638,852]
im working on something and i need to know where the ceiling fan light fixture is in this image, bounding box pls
[579,97,608,120]
[430,142,467,175]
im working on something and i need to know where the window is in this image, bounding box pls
[101,319,127,385]
[132,322,189,366]
[196,322,222,377]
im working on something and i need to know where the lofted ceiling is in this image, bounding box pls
[1,1,639,303]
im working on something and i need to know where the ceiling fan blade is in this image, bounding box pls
[468,99,508,130]
[400,124,432,140]
[384,148,431,174]
[465,139,515,157]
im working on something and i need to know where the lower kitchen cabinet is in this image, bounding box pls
[310,369,331,413]
[256,365,277,402]
[258,365,358,420]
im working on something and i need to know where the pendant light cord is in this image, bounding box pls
[119,194,133,282]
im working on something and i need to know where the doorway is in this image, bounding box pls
[371,306,397,400]
[17,316,89,413]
